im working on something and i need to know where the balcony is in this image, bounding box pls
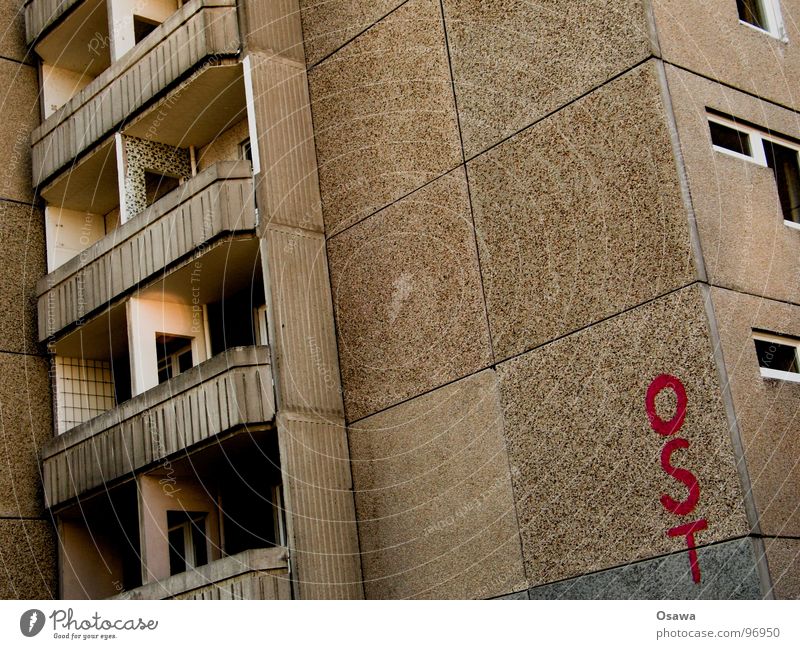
[30,0,241,185]
[113,548,291,600]
[41,345,275,509]
[37,160,256,340]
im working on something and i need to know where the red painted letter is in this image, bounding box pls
[660,438,700,516]
[668,519,708,583]
[645,374,687,436]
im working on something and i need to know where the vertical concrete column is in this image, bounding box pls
[107,0,137,62]
[245,42,363,598]
[0,16,57,598]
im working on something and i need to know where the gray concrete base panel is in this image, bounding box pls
[527,538,762,600]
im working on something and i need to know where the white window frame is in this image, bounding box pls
[753,331,800,382]
[738,0,787,41]
[707,112,800,230]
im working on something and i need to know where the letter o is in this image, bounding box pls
[657,611,665,620]
[646,374,687,436]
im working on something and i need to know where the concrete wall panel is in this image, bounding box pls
[0,519,57,599]
[0,59,38,204]
[710,286,800,537]
[299,0,404,66]
[764,537,800,599]
[0,201,45,354]
[498,285,749,586]
[665,64,800,305]
[443,0,654,157]
[470,62,695,361]
[328,168,492,422]
[528,538,762,599]
[0,352,52,519]
[349,369,526,599]
[652,0,800,113]
[277,412,363,599]
[308,0,462,236]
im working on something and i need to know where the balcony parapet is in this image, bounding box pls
[30,0,240,185]
[112,548,290,600]
[37,160,255,341]
[41,345,275,509]
[24,0,83,44]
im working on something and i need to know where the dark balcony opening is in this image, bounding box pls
[58,482,142,599]
[134,15,161,44]
[217,432,285,554]
[144,170,182,208]
[207,283,267,356]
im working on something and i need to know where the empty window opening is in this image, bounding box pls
[737,0,785,38]
[754,332,800,381]
[217,433,285,555]
[156,333,193,384]
[144,170,181,207]
[240,138,252,162]
[133,15,160,44]
[764,140,800,225]
[709,120,752,157]
[738,0,768,29]
[207,287,265,356]
[167,511,209,575]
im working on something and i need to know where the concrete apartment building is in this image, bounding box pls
[0,0,799,600]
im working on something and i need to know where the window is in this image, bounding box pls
[156,333,193,384]
[753,331,800,382]
[764,140,800,225]
[707,112,800,228]
[240,138,252,162]
[167,511,209,575]
[737,0,785,38]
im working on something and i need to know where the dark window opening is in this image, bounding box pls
[144,171,181,207]
[167,511,209,575]
[111,352,132,404]
[156,333,193,384]
[764,140,800,224]
[738,0,768,29]
[133,15,160,44]
[206,287,264,356]
[219,433,284,555]
[709,121,752,157]
[755,338,799,373]
[240,139,252,162]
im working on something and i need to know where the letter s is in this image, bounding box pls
[660,438,700,515]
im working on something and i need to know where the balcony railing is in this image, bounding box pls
[24,0,84,44]
[112,548,290,600]
[37,160,256,340]
[30,0,240,185]
[41,345,275,509]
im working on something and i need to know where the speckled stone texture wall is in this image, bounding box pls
[665,64,800,306]
[527,538,762,600]
[498,285,748,586]
[709,287,800,538]
[652,0,800,113]
[0,0,56,599]
[303,0,792,598]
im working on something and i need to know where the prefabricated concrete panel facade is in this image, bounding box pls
[302,0,794,598]
[0,1,56,599]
